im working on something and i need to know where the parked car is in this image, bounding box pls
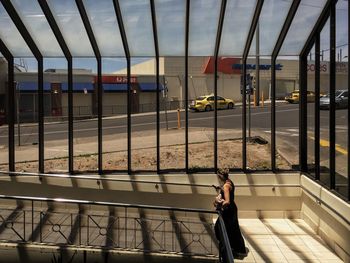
[320,90,348,109]
[285,90,315,103]
[189,94,234,112]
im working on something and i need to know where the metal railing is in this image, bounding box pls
[0,194,224,259]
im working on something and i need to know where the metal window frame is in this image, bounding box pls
[112,0,131,174]
[242,0,264,171]
[329,1,336,189]
[271,0,301,172]
[150,0,160,174]
[315,34,320,181]
[0,38,14,172]
[213,0,227,172]
[185,0,190,173]
[1,0,45,173]
[38,0,74,174]
[348,0,350,201]
[75,0,103,175]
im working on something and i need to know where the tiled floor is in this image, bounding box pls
[237,219,343,263]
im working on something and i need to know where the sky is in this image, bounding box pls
[0,0,348,73]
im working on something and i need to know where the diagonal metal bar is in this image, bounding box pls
[75,0,103,174]
[242,0,264,171]
[213,0,227,172]
[271,0,301,172]
[300,0,337,57]
[150,0,160,173]
[38,0,74,174]
[112,0,132,174]
[1,0,44,173]
[0,38,15,172]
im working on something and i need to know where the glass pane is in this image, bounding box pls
[130,57,156,172]
[101,58,127,172]
[0,3,31,57]
[14,58,39,172]
[72,58,97,173]
[307,46,316,176]
[280,0,328,56]
[188,56,214,171]
[83,0,124,57]
[46,0,94,57]
[119,0,155,57]
[258,0,292,56]
[335,0,348,198]
[11,0,63,57]
[189,0,221,56]
[155,0,186,56]
[0,55,8,171]
[160,56,185,171]
[319,19,330,187]
[43,58,68,173]
[276,56,299,170]
[219,0,257,56]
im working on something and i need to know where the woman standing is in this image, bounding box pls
[214,169,246,260]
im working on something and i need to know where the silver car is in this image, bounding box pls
[320,90,348,109]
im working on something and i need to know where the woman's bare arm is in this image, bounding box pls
[222,183,231,208]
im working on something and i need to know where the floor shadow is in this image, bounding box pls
[28,204,54,242]
[240,227,272,262]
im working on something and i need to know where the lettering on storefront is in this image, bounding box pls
[232,64,283,70]
[97,76,137,83]
[307,62,347,73]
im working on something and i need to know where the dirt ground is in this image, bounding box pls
[1,140,290,173]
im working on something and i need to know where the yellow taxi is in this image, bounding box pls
[189,94,235,111]
[285,90,315,103]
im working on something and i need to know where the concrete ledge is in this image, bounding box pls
[300,175,350,263]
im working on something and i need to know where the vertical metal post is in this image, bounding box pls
[185,0,190,173]
[150,0,160,173]
[113,0,131,174]
[31,200,34,242]
[213,0,227,172]
[348,0,350,201]
[315,35,321,180]
[242,0,264,171]
[68,59,73,173]
[271,58,276,172]
[329,1,336,189]
[38,59,44,173]
[256,22,260,106]
[299,55,308,172]
[0,39,15,172]
[97,59,103,174]
[242,62,247,171]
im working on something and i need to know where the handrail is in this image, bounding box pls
[0,171,300,188]
[0,194,217,214]
[217,210,235,263]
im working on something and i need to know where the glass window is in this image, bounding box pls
[155,0,186,56]
[10,0,63,57]
[0,2,31,56]
[119,0,155,57]
[46,0,94,57]
[280,0,327,55]
[219,0,257,56]
[189,0,221,56]
[258,0,292,56]
[82,0,124,57]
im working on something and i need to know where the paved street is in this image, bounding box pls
[0,103,348,185]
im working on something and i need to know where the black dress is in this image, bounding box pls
[215,180,246,258]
